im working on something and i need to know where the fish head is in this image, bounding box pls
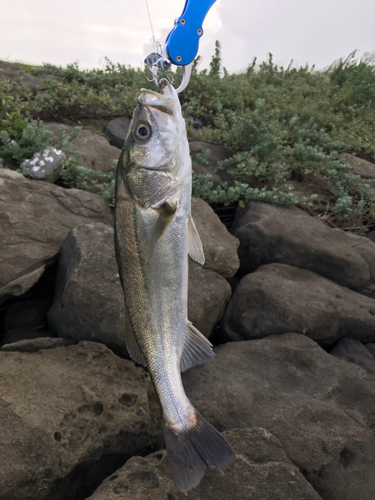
[122,81,190,208]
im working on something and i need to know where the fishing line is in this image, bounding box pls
[144,0,158,54]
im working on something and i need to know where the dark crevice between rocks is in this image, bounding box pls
[0,261,59,343]
[49,442,161,500]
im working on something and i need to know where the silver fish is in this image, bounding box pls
[114,80,235,492]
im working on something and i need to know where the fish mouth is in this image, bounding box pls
[138,84,175,116]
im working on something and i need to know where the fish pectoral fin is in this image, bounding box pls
[124,308,146,366]
[150,200,177,257]
[187,217,205,265]
[180,322,214,372]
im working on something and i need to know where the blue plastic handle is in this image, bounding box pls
[165,0,217,66]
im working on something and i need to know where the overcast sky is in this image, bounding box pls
[0,0,374,73]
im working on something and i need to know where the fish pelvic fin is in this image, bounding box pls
[162,409,235,493]
[180,322,214,373]
[188,216,205,265]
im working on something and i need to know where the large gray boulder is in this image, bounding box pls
[223,263,375,344]
[188,262,231,338]
[183,333,375,500]
[232,202,375,288]
[49,223,231,351]
[191,197,239,278]
[331,338,375,376]
[104,117,131,149]
[48,223,127,353]
[0,341,160,500]
[88,428,322,500]
[0,169,113,303]
[43,123,120,173]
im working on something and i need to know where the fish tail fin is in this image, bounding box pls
[162,409,235,493]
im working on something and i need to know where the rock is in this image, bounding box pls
[0,169,112,303]
[188,262,231,338]
[365,343,375,357]
[183,333,375,500]
[331,338,375,376]
[191,197,239,278]
[0,341,160,500]
[43,123,120,173]
[21,147,66,183]
[223,264,375,344]
[340,152,375,180]
[192,161,222,186]
[1,337,75,352]
[104,117,131,149]
[3,299,51,331]
[185,115,203,129]
[232,201,375,288]
[0,61,47,91]
[1,328,51,347]
[48,223,127,353]
[189,141,233,184]
[88,427,322,500]
[49,222,230,351]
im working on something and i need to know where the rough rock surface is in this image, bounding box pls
[331,337,375,376]
[189,141,234,184]
[183,333,375,500]
[88,428,322,500]
[0,61,47,91]
[340,152,375,180]
[49,222,231,350]
[0,329,51,347]
[223,263,375,344]
[0,169,112,303]
[1,337,75,352]
[188,262,231,338]
[43,123,120,173]
[0,341,160,500]
[104,117,131,149]
[191,197,239,278]
[48,223,127,353]
[366,343,375,357]
[232,201,375,288]
[21,147,66,183]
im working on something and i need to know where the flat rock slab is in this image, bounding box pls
[0,169,112,303]
[223,263,375,344]
[49,223,230,351]
[88,427,322,500]
[0,341,160,500]
[191,197,239,278]
[232,201,375,288]
[183,334,375,500]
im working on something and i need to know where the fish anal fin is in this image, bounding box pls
[180,322,214,372]
[188,217,205,265]
[150,200,177,257]
[162,409,235,492]
[124,307,146,366]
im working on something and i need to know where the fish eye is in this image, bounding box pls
[134,123,151,141]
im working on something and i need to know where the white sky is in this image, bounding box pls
[0,0,374,73]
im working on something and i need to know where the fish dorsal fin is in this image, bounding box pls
[180,322,214,373]
[150,200,177,258]
[188,217,205,265]
[124,307,146,366]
